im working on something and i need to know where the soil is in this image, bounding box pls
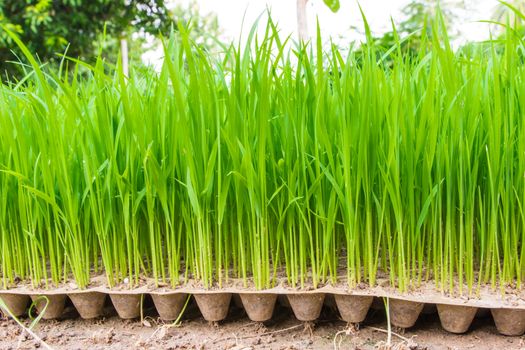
[1,297,524,350]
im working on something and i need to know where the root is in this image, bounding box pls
[346,322,359,334]
[253,321,268,333]
[367,326,411,342]
[393,326,406,335]
[303,321,315,336]
[332,322,360,350]
[367,326,418,350]
[212,324,303,345]
[375,339,418,350]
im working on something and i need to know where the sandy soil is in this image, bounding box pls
[1,297,524,350]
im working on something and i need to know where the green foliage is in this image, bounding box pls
[323,0,340,12]
[171,1,223,53]
[0,0,172,80]
[358,0,462,62]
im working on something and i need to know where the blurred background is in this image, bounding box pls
[1,0,524,80]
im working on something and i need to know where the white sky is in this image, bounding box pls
[143,0,500,66]
[180,0,497,40]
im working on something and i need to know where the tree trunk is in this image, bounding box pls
[297,0,309,41]
[120,36,129,77]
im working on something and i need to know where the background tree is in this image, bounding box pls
[492,0,525,34]
[169,0,222,53]
[296,0,340,40]
[493,0,525,24]
[0,0,173,80]
[356,0,466,63]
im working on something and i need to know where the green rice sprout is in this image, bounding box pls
[0,10,524,296]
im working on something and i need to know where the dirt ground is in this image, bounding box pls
[1,296,524,350]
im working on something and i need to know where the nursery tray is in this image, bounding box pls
[1,279,524,336]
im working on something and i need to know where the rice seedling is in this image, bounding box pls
[0,8,524,299]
